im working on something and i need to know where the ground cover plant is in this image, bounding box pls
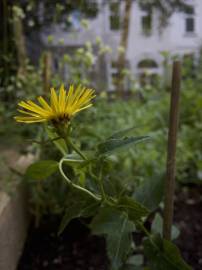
[14,84,193,270]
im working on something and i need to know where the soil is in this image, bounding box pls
[174,186,202,270]
[18,186,202,270]
[17,219,109,270]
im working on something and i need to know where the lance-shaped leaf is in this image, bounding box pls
[26,160,58,180]
[133,173,164,211]
[117,196,149,223]
[90,206,135,270]
[97,136,150,156]
[144,234,192,270]
[58,188,100,235]
[108,126,138,139]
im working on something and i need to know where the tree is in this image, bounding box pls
[0,0,99,89]
[117,0,132,97]
[116,0,190,97]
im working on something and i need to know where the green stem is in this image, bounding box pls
[56,124,87,160]
[98,165,106,201]
[137,221,151,238]
[59,157,101,202]
[67,138,87,160]
[136,221,161,251]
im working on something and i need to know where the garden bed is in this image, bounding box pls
[18,185,202,270]
[0,184,29,270]
[0,149,35,270]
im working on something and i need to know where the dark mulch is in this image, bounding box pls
[17,219,109,270]
[18,186,202,270]
[174,186,202,270]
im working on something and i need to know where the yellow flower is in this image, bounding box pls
[15,84,96,124]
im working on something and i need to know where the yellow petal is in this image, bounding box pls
[26,100,50,116]
[50,88,59,113]
[14,116,46,123]
[17,109,43,118]
[59,84,66,113]
[18,101,45,116]
[38,96,52,112]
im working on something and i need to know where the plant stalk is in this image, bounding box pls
[67,138,87,160]
[59,157,101,202]
[98,164,106,201]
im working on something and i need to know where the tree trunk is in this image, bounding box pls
[43,51,52,94]
[13,6,27,75]
[117,0,132,98]
[2,0,8,71]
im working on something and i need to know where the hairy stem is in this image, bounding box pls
[59,157,101,202]
[67,138,87,160]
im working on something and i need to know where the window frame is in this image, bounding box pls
[109,1,121,31]
[184,5,195,34]
[140,7,152,36]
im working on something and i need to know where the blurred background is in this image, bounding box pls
[0,0,202,269]
[1,0,202,95]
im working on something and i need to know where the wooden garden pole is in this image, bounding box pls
[163,61,181,240]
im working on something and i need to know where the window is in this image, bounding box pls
[109,1,120,30]
[186,17,194,33]
[138,59,158,68]
[140,6,152,36]
[185,6,195,34]
[137,59,158,86]
[84,0,98,18]
[110,61,119,89]
[110,60,129,91]
[54,57,59,70]
[141,14,152,35]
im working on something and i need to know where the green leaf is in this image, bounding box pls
[58,188,100,235]
[26,160,58,180]
[108,126,138,139]
[133,174,164,211]
[97,136,150,156]
[144,234,192,270]
[117,196,149,223]
[90,206,134,270]
[151,213,180,241]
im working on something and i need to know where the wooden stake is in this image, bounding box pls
[163,61,181,240]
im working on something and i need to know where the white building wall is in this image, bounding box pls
[41,0,202,89]
[169,1,202,54]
